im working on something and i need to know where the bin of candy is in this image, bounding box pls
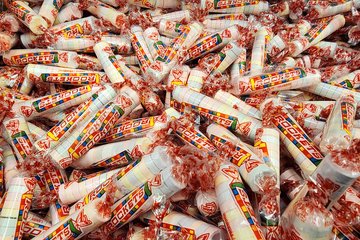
[0,0,359,239]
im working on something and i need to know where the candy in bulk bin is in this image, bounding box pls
[0,0,360,240]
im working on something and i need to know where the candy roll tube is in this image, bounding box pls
[230,47,246,79]
[260,98,323,177]
[207,124,276,193]
[307,1,353,19]
[158,19,185,38]
[0,177,36,240]
[185,67,207,92]
[300,118,325,138]
[94,41,126,83]
[329,70,360,90]
[99,114,165,144]
[214,90,261,120]
[24,64,107,86]
[215,164,265,240]
[152,10,191,23]
[3,49,79,68]
[28,122,46,140]
[23,212,51,238]
[71,138,139,169]
[54,2,83,24]
[85,1,127,29]
[143,27,166,60]
[102,35,133,55]
[142,211,225,239]
[146,22,203,83]
[2,117,34,163]
[13,85,100,120]
[130,26,154,74]
[302,82,360,105]
[50,36,96,52]
[203,19,249,29]
[128,0,179,9]
[288,15,345,57]
[195,189,219,217]
[58,168,119,205]
[208,41,245,77]
[77,54,103,71]
[48,86,140,168]
[319,94,357,154]
[44,167,69,224]
[33,85,116,153]
[0,31,18,53]
[186,25,241,62]
[0,141,20,187]
[280,168,305,200]
[33,192,113,240]
[173,86,262,141]
[12,74,34,96]
[0,11,23,33]
[202,0,269,14]
[165,65,191,107]
[8,1,48,34]
[250,27,271,75]
[38,0,64,27]
[231,68,321,96]
[98,166,186,235]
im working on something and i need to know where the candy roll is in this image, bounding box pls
[250,27,272,75]
[152,10,191,23]
[142,211,225,239]
[230,68,321,96]
[99,114,166,144]
[310,143,360,209]
[0,11,23,33]
[319,94,357,154]
[130,26,154,74]
[48,86,139,168]
[44,167,69,224]
[185,67,207,92]
[260,98,323,177]
[71,138,140,169]
[94,41,126,83]
[3,49,79,68]
[50,35,97,52]
[329,70,360,90]
[23,212,51,238]
[85,1,127,30]
[288,15,345,57]
[98,165,186,235]
[7,1,48,34]
[33,85,116,153]
[146,22,203,83]
[2,117,34,163]
[215,164,265,240]
[12,85,101,120]
[280,168,305,200]
[28,122,46,140]
[128,0,179,9]
[101,35,133,55]
[202,0,269,14]
[143,27,166,60]
[195,189,219,217]
[158,19,185,38]
[214,90,261,120]
[186,25,241,62]
[165,65,190,107]
[203,19,249,30]
[33,190,114,240]
[77,54,103,71]
[0,140,20,187]
[38,0,64,27]
[54,2,83,24]
[302,82,360,105]
[24,64,107,86]
[0,177,36,240]
[230,47,246,79]
[0,31,18,53]
[58,168,119,205]
[254,128,280,172]
[307,1,353,19]
[207,124,276,194]
[173,86,262,141]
